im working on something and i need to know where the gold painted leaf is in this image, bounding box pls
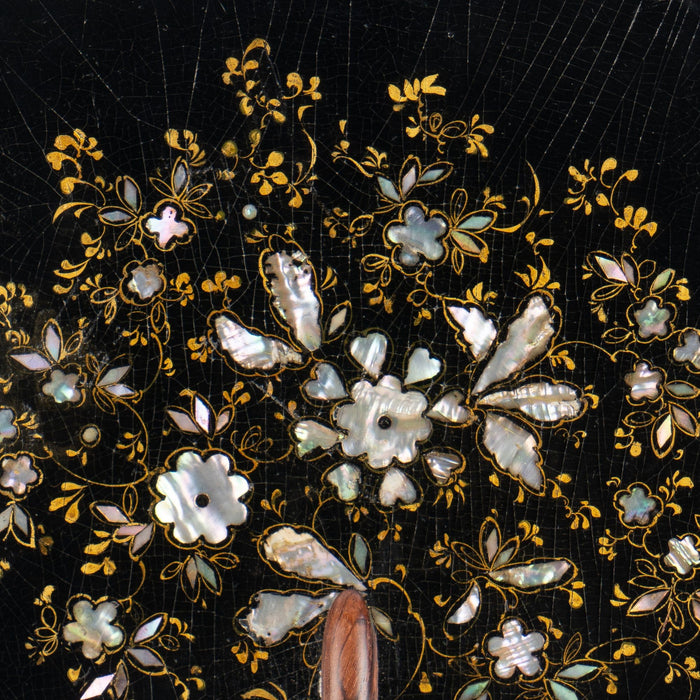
[420,74,445,95]
[80,561,102,575]
[84,540,111,556]
[286,72,303,92]
[387,84,402,102]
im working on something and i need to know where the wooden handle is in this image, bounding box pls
[321,589,378,700]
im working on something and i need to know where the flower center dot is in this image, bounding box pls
[195,493,210,508]
[242,203,258,220]
[377,415,392,429]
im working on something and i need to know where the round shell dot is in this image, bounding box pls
[242,204,258,220]
[81,425,100,445]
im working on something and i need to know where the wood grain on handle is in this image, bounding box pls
[321,589,378,700]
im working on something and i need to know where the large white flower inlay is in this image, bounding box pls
[334,375,431,468]
[153,450,250,545]
[293,331,447,507]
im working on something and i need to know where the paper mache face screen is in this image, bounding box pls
[0,1,698,699]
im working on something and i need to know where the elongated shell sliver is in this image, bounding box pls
[321,589,378,700]
[264,249,322,351]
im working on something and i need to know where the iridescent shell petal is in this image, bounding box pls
[478,382,582,422]
[350,533,371,576]
[489,559,572,588]
[473,295,555,395]
[401,165,417,196]
[327,303,350,338]
[350,332,388,378]
[133,615,166,644]
[671,404,698,436]
[303,363,347,401]
[456,679,491,700]
[457,211,495,232]
[326,462,362,502]
[293,420,340,457]
[665,381,699,399]
[193,396,212,434]
[130,523,154,555]
[546,679,580,700]
[262,526,365,589]
[446,304,497,360]
[172,161,188,193]
[0,409,17,442]
[628,589,669,614]
[215,409,232,432]
[593,253,628,282]
[690,593,700,623]
[241,591,338,646]
[10,352,51,371]
[12,503,30,535]
[483,527,500,564]
[481,414,543,492]
[0,505,11,532]
[81,666,128,700]
[428,390,472,424]
[557,663,601,680]
[377,175,400,201]
[263,249,322,351]
[369,607,395,640]
[378,467,418,507]
[214,314,303,371]
[44,322,62,362]
[652,413,674,455]
[446,581,481,625]
[424,449,464,484]
[404,347,442,385]
[126,647,164,670]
